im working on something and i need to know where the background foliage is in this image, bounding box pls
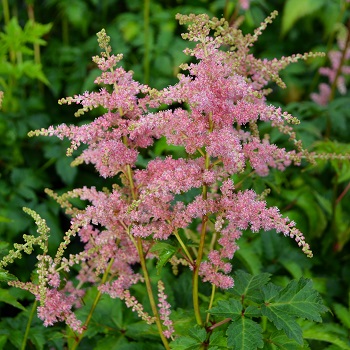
[0,0,350,349]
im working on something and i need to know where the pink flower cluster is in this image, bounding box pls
[157,281,174,338]
[311,29,350,105]
[24,13,317,331]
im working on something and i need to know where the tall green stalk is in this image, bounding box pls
[126,164,170,349]
[193,116,213,326]
[1,0,10,25]
[143,0,150,85]
[70,258,115,350]
[21,300,37,350]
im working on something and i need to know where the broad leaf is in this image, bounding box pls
[170,326,206,350]
[230,270,270,303]
[261,304,302,344]
[0,288,25,310]
[208,331,227,349]
[276,278,328,321]
[281,0,325,36]
[264,331,306,350]
[209,299,242,319]
[227,318,263,349]
[262,278,328,344]
[303,326,350,350]
[333,302,350,329]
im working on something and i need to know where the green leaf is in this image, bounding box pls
[277,278,328,321]
[0,216,11,223]
[0,288,25,310]
[234,239,262,275]
[281,0,325,36]
[0,335,8,348]
[209,299,242,319]
[150,242,177,274]
[227,318,263,349]
[262,303,302,344]
[264,331,306,350]
[244,305,262,318]
[170,326,206,350]
[0,271,18,283]
[230,270,271,303]
[333,303,350,329]
[303,327,350,349]
[56,157,78,186]
[262,282,282,301]
[208,331,227,349]
[261,278,328,344]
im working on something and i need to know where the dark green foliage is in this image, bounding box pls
[207,271,327,349]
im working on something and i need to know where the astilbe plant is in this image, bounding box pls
[1,11,329,349]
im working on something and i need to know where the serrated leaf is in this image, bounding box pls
[265,331,306,350]
[230,270,270,303]
[170,326,206,350]
[244,305,262,318]
[277,278,328,321]
[188,326,206,342]
[227,318,263,349]
[208,331,227,349]
[209,299,242,319]
[170,336,202,350]
[281,0,325,36]
[262,278,328,344]
[261,303,302,344]
[262,283,283,301]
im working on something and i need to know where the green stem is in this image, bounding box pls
[2,0,10,25]
[26,4,40,65]
[137,238,170,350]
[206,284,216,324]
[21,300,37,350]
[143,0,150,85]
[193,115,213,326]
[193,211,208,326]
[70,258,115,350]
[174,229,194,264]
[125,163,169,349]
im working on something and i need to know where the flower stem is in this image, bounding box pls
[125,163,169,349]
[193,121,212,325]
[137,238,170,350]
[174,229,194,264]
[21,300,37,350]
[206,284,216,324]
[70,258,115,350]
[193,211,208,326]
[143,0,150,85]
